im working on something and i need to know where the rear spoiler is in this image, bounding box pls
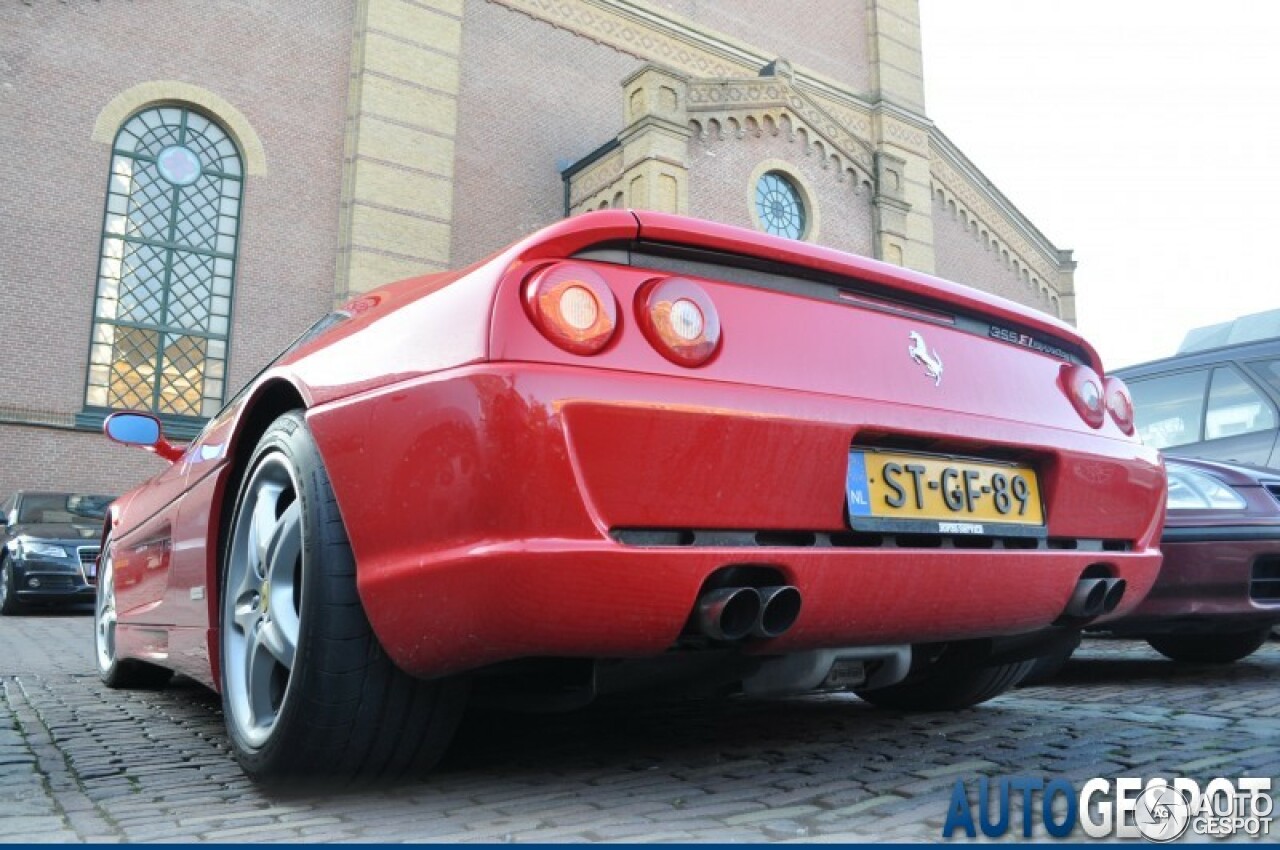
[499,210,1101,372]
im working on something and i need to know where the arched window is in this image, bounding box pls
[83,106,243,434]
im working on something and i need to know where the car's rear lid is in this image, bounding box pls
[490,211,1125,440]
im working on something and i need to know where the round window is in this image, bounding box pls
[754,171,806,239]
[155,145,203,186]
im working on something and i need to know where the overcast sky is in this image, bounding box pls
[918,1,1275,371]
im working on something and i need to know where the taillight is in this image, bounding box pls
[1062,364,1105,428]
[636,277,721,366]
[523,263,618,355]
[1104,376,1135,434]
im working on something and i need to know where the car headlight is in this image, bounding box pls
[1166,466,1247,511]
[17,538,70,559]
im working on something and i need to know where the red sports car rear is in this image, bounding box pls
[96,211,1166,780]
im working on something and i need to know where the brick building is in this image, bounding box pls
[0,0,1077,498]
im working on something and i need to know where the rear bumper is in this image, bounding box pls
[1105,528,1280,633]
[307,363,1166,678]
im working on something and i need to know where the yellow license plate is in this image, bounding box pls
[846,450,1044,535]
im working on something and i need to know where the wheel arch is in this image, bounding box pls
[206,378,309,687]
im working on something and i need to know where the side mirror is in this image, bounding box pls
[103,412,184,463]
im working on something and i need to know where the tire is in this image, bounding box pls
[94,539,174,688]
[0,557,23,616]
[1017,634,1081,687]
[1146,627,1271,664]
[219,411,468,781]
[856,645,1032,711]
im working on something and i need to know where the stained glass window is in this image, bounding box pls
[754,171,806,240]
[85,106,242,424]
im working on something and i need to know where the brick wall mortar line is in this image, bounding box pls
[365,26,461,58]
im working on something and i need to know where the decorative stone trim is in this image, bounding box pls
[92,81,267,175]
[568,66,691,215]
[567,147,626,210]
[489,0,756,78]
[928,129,1076,320]
[687,75,875,176]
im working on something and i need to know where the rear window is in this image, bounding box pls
[1129,370,1208,449]
[1205,367,1276,441]
[1247,357,1280,396]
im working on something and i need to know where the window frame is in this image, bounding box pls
[753,170,808,240]
[746,160,819,243]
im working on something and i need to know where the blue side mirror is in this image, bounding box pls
[104,412,161,447]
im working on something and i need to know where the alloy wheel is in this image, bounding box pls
[223,453,304,749]
[95,550,116,672]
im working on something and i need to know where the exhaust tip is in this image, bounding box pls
[754,586,802,638]
[696,587,761,641]
[1102,578,1126,614]
[1065,578,1107,619]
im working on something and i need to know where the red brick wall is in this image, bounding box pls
[652,0,870,91]
[0,0,353,495]
[690,120,875,258]
[0,424,166,502]
[450,0,644,265]
[931,192,1058,318]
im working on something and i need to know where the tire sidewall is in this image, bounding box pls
[219,411,333,775]
[0,557,12,613]
[1147,627,1270,664]
[95,539,118,681]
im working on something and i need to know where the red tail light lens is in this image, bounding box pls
[523,263,618,355]
[1104,376,1135,434]
[637,277,721,366]
[1063,364,1105,428]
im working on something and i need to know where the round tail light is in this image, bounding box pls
[523,263,618,355]
[1062,364,1105,428]
[637,277,721,366]
[1104,376,1135,434]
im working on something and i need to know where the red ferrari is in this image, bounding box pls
[95,211,1166,780]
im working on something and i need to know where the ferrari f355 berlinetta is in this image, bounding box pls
[95,211,1166,780]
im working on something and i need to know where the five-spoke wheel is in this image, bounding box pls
[95,550,117,673]
[219,411,467,780]
[222,454,303,749]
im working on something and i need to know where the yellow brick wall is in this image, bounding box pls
[336,0,463,300]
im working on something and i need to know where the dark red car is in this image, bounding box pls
[1115,457,1280,659]
[1025,456,1280,682]
[93,211,1165,780]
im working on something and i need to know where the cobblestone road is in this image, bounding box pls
[2,609,1277,842]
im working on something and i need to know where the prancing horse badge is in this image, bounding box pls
[908,331,943,386]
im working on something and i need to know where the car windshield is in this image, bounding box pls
[17,493,114,524]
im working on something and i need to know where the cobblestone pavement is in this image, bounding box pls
[2,609,1278,842]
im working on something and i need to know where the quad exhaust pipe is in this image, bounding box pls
[753,585,802,638]
[1063,577,1126,619]
[695,585,802,641]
